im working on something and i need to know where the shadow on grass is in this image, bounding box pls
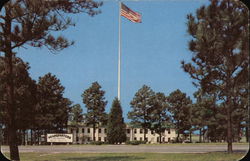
[213,150,248,153]
[63,156,145,161]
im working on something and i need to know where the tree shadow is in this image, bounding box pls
[63,155,145,161]
[213,150,248,153]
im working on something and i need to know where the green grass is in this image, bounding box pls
[2,152,246,161]
[140,142,248,146]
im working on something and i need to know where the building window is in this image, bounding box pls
[151,130,154,134]
[134,137,137,140]
[82,128,85,133]
[162,137,165,142]
[104,137,107,142]
[88,128,90,133]
[140,129,143,134]
[127,129,130,134]
[168,129,171,134]
[145,129,148,134]
[134,129,137,134]
[98,137,101,141]
[88,137,90,141]
[104,128,107,133]
[140,137,142,141]
[76,136,79,142]
[157,137,159,142]
[145,137,148,141]
[76,129,79,133]
[99,128,102,133]
[168,138,171,142]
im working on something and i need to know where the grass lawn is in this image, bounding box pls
[2,152,246,161]
[140,142,248,146]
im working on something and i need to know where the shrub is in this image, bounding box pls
[140,140,147,144]
[126,140,146,145]
[90,141,103,145]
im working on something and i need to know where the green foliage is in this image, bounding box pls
[89,141,104,145]
[0,0,102,159]
[149,92,170,143]
[82,82,107,141]
[182,0,248,95]
[128,85,155,139]
[182,0,248,152]
[107,98,126,144]
[36,73,71,132]
[167,89,192,142]
[0,0,103,53]
[0,56,37,130]
[125,140,146,145]
[192,90,227,142]
[69,104,84,127]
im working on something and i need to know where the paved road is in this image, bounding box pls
[1,144,249,153]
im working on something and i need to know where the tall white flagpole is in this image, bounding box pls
[118,1,121,101]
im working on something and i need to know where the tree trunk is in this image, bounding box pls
[226,101,233,153]
[143,128,146,141]
[31,129,33,145]
[22,130,25,145]
[5,38,20,161]
[34,130,37,145]
[199,128,202,143]
[93,124,95,141]
[189,131,192,143]
[4,5,20,160]
[246,126,249,142]
[202,128,205,143]
[38,130,41,145]
[177,131,180,143]
[159,133,162,144]
[8,126,20,160]
[237,124,241,142]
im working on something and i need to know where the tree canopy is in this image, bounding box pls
[149,92,170,143]
[167,89,192,142]
[69,104,84,127]
[107,98,126,144]
[0,56,36,130]
[0,0,102,159]
[36,73,71,133]
[128,85,155,140]
[181,0,248,153]
[82,81,107,141]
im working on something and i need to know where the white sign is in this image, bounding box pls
[47,134,73,143]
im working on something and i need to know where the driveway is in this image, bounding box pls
[1,144,249,153]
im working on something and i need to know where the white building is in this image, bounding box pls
[67,124,176,144]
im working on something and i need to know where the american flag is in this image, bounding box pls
[120,3,141,23]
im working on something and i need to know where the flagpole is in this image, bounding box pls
[118,1,121,101]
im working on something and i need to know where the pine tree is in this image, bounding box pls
[167,89,192,142]
[82,82,107,141]
[107,98,126,144]
[0,1,102,159]
[128,85,155,141]
[0,56,37,137]
[181,0,248,153]
[36,73,71,133]
[192,90,212,142]
[69,104,84,127]
[149,92,170,143]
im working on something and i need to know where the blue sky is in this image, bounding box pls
[17,0,210,121]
